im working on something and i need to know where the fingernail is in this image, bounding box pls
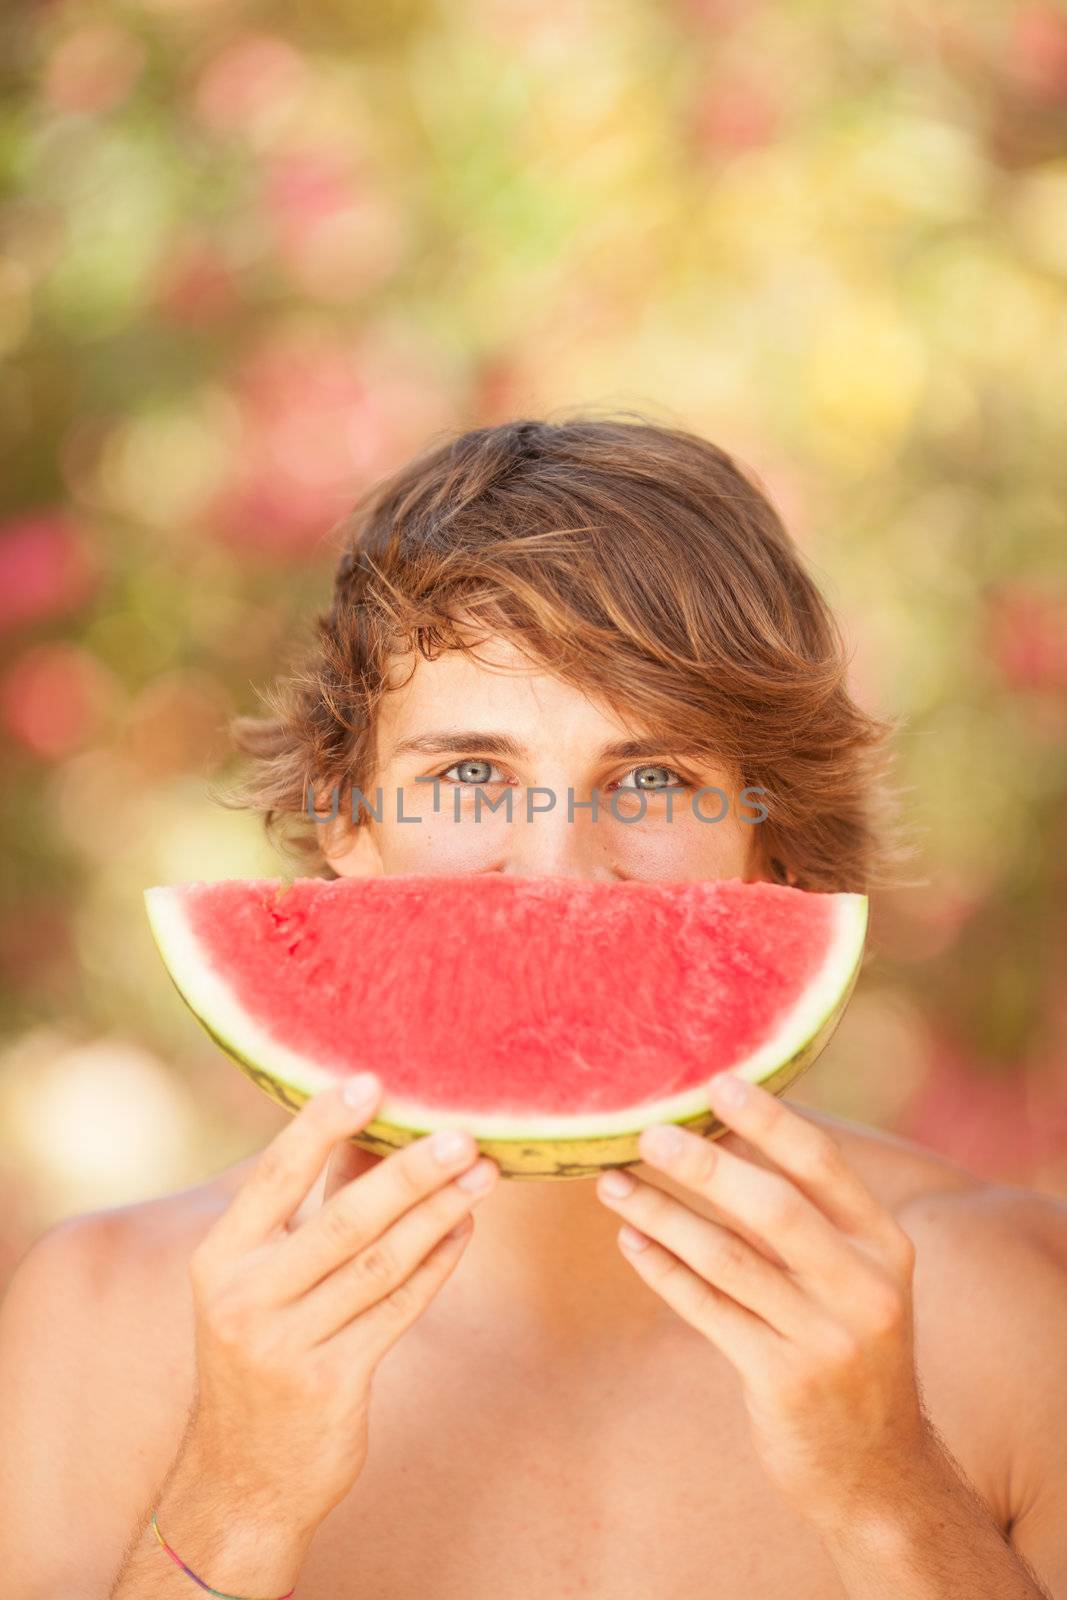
[642,1124,684,1160]
[456,1158,495,1192]
[431,1128,473,1164]
[709,1073,748,1107]
[599,1169,635,1199]
[344,1072,378,1106]
[619,1224,649,1252]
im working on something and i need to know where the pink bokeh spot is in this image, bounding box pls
[265,152,359,230]
[193,34,308,133]
[43,22,146,115]
[692,79,782,155]
[985,582,1067,693]
[0,642,116,760]
[207,338,391,555]
[1007,4,1067,102]
[153,235,239,325]
[260,151,403,300]
[899,1032,1067,1185]
[0,513,100,632]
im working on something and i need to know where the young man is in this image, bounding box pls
[1,416,1065,1599]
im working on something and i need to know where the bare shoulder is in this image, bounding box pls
[800,1102,1067,1327]
[799,1104,1067,1535]
[0,1158,258,1599]
[894,1165,1067,1565]
[799,1100,1067,1257]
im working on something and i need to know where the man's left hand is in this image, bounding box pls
[596,1073,930,1535]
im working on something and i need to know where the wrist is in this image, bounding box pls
[804,1426,952,1553]
[155,1443,319,1589]
[151,1508,310,1598]
[177,1420,328,1537]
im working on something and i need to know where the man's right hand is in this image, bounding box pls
[179,1074,498,1538]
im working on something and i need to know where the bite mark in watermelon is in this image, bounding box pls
[144,873,868,1179]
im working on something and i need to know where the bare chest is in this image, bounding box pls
[100,1263,997,1600]
[291,1325,848,1600]
[97,1147,1004,1600]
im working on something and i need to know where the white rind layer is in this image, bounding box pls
[144,885,868,1138]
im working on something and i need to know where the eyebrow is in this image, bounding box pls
[388,730,710,762]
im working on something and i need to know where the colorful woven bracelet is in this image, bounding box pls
[151,1513,296,1600]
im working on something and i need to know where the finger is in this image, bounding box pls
[284,1135,382,1235]
[330,1212,475,1364]
[211,1077,385,1256]
[614,1224,778,1373]
[637,1121,860,1295]
[318,1137,382,1208]
[596,1171,816,1340]
[706,1075,904,1250]
[287,1160,497,1345]
[264,1129,494,1303]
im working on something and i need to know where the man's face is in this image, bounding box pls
[323,632,768,883]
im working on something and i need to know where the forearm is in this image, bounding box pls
[109,1441,318,1600]
[814,1433,1052,1600]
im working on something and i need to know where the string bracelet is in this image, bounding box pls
[151,1512,297,1600]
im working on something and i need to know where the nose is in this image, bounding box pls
[494,804,625,880]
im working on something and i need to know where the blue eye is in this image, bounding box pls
[438,759,506,785]
[616,765,687,790]
[432,760,687,791]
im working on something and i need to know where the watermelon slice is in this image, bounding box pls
[144,874,868,1180]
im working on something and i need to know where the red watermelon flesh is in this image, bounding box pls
[144,873,867,1147]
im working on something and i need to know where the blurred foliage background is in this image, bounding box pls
[2,0,1067,1280]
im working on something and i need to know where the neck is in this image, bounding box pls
[435,1160,683,1355]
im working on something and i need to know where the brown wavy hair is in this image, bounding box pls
[216,411,915,893]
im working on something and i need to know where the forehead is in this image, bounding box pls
[378,635,636,743]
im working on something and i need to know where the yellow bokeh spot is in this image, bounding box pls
[807,297,927,470]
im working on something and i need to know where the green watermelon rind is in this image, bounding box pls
[144,883,868,1177]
